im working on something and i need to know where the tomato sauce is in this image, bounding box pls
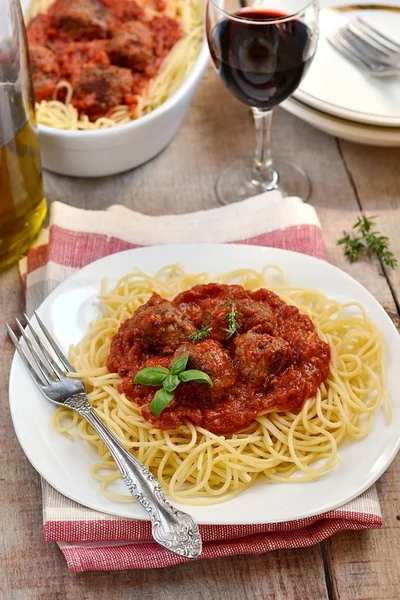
[107,283,331,435]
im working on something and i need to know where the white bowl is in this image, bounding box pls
[37,39,209,178]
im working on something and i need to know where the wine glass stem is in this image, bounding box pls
[251,107,278,190]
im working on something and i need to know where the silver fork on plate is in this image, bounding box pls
[6,311,202,559]
[328,17,400,76]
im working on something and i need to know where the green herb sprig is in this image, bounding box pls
[338,215,397,269]
[134,354,213,417]
[189,325,211,344]
[225,302,241,339]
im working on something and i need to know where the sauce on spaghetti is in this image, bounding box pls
[27,0,182,119]
[107,283,331,435]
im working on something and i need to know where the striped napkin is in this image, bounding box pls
[20,193,382,573]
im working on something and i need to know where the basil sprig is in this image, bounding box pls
[134,366,170,386]
[162,374,180,393]
[150,389,174,418]
[134,354,213,417]
[179,370,213,385]
[171,354,189,375]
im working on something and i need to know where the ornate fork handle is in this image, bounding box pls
[65,393,202,559]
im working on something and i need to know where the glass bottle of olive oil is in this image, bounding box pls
[0,0,46,273]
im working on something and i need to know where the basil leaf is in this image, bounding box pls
[150,388,174,417]
[134,366,170,386]
[163,374,180,393]
[179,369,214,387]
[171,354,189,375]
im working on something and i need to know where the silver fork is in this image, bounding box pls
[328,19,400,77]
[6,311,202,559]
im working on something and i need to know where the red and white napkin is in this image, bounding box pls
[20,192,382,573]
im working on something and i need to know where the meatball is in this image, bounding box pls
[173,283,232,327]
[233,331,292,385]
[108,21,154,72]
[26,14,53,46]
[152,15,182,57]
[208,297,277,343]
[59,40,109,78]
[49,0,115,41]
[101,0,145,21]
[140,0,167,11]
[174,340,235,400]
[71,64,133,118]
[29,45,60,102]
[123,293,196,353]
[236,298,277,334]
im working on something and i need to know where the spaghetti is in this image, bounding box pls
[52,265,391,505]
[26,0,204,130]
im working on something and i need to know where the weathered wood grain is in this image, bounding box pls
[1,65,399,600]
[338,143,400,309]
[322,141,400,600]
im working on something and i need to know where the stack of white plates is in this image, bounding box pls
[282,1,400,146]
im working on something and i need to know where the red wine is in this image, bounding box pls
[208,8,312,110]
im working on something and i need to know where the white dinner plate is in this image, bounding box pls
[8,245,400,525]
[294,2,400,127]
[281,96,400,146]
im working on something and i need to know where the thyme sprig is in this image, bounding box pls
[225,302,241,339]
[338,215,397,269]
[189,325,211,344]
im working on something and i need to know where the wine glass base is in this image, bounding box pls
[215,158,311,205]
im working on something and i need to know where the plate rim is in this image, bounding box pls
[8,243,400,524]
[281,96,400,146]
[294,89,400,128]
[284,96,400,133]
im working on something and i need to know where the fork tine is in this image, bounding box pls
[355,17,400,53]
[329,31,400,76]
[15,319,54,384]
[24,313,65,379]
[6,323,47,388]
[329,33,372,71]
[33,310,76,373]
[348,21,400,58]
[344,26,400,65]
[340,28,386,66]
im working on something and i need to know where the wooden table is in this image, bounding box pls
[1,66,399,600]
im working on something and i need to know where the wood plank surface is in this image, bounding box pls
[322,141,400,600]
[1,65,399,600]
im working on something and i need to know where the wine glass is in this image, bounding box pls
[206,0,319,204]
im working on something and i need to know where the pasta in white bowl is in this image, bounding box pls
[21,0,208,176]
